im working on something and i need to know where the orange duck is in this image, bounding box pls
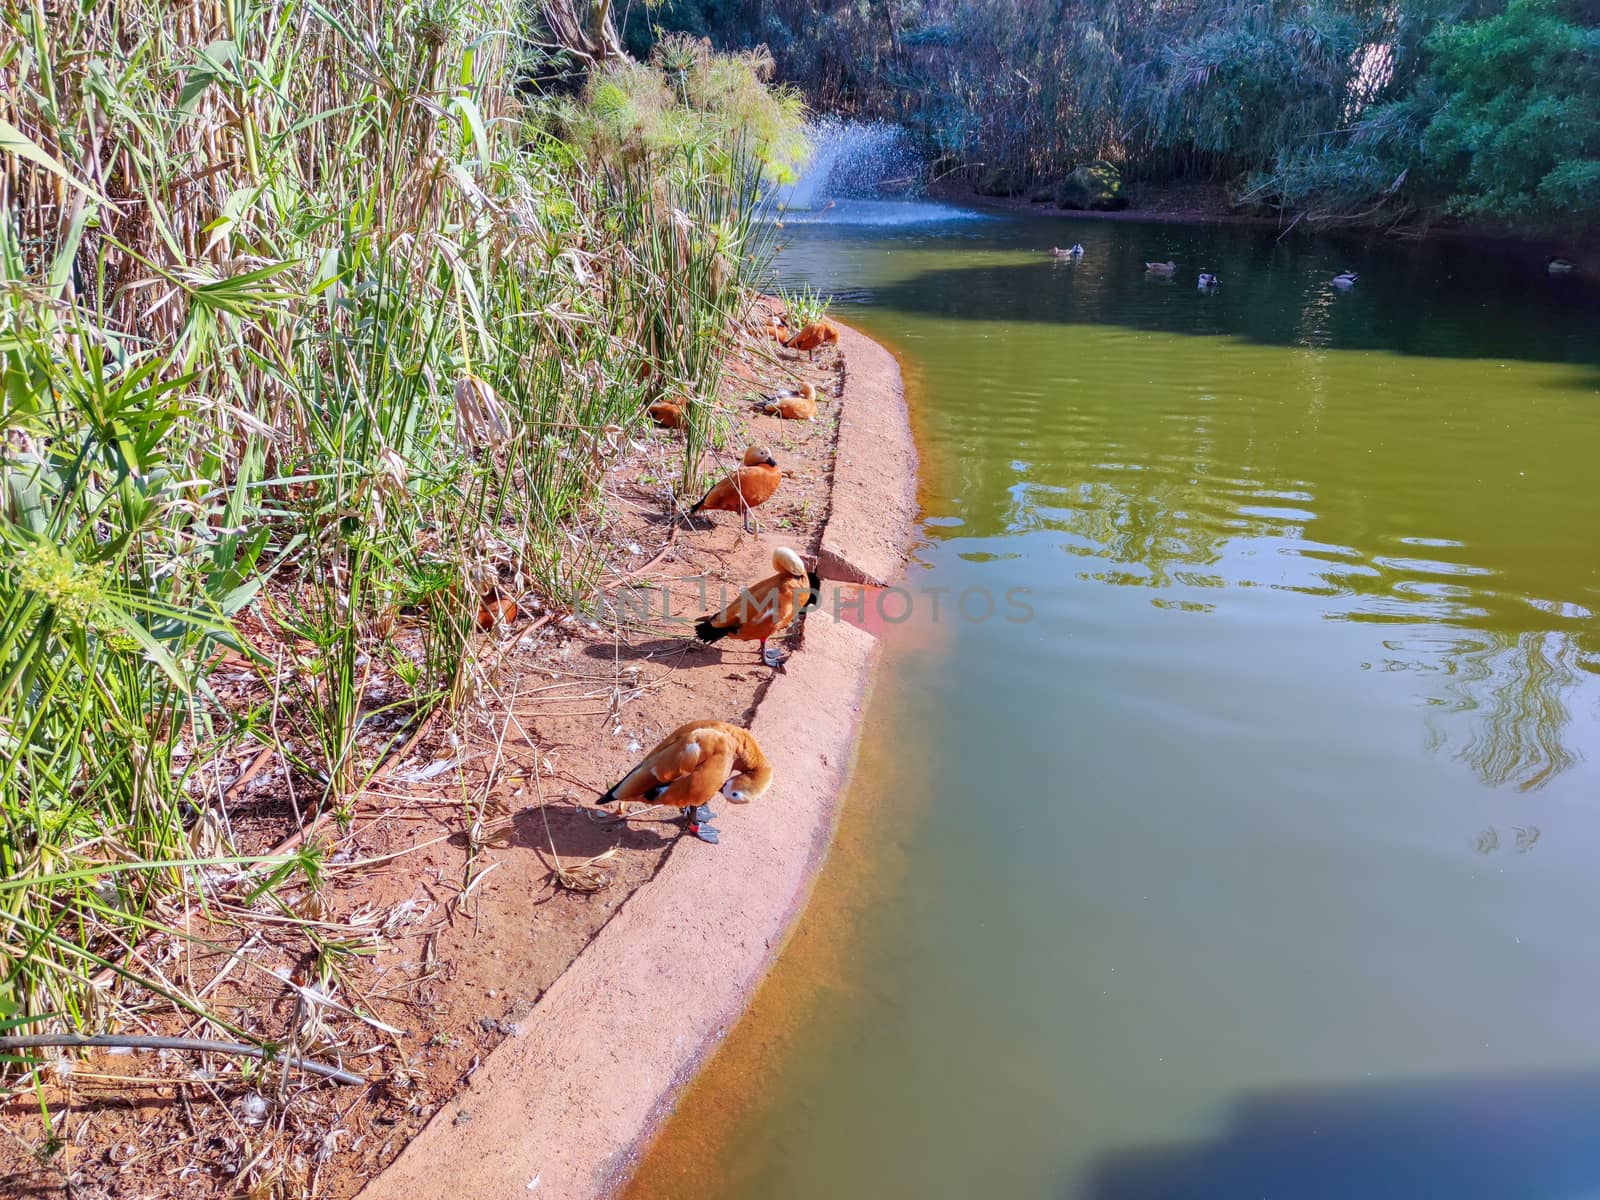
[756,382,817,420]
[688,446,781,532]
[648,397,685,428]
[782,320,839,361]
[696,547,819,666]
[593,720,772,844]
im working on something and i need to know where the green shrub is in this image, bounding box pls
[549,33,808,184]
[1421,0,1600,225]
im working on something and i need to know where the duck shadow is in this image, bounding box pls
[579,636,706,661]
[508,802,681,858]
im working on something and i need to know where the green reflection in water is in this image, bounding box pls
[625,207,1600,1200]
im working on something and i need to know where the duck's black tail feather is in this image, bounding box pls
[695,617,731,644]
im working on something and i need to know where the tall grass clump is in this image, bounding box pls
[544,31,800,483]
[0,0,801,1043]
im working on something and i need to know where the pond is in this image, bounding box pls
[625,203,1600,1200]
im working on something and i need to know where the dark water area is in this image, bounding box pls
[626,203,1600,1200]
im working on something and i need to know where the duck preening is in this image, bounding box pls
[756,381,817,420]
[1198,272,1220,289]
[1332,271,1358,288]
[1548,257,1576,274]
[593,720,773,845]
[696,547,819,666]
[1145,260,1177,275]
[688,446,782,532]
[783,320,840,361]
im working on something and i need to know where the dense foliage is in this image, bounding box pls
[0,0,799,1033]
[635,0,1599,231]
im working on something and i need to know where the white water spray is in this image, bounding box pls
[777,119,922,210]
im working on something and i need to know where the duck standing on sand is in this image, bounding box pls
[1198,273,1220,289]
[1332,272,1358,288]
[783,320,840,361]
[593,720,772,845]
[1145,260,1177,276]
[696,547,819,667]
[756,382,817,420]
[688,446,781,533]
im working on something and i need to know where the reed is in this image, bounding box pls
[0,0,798,1046]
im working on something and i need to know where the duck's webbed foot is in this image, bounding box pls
[681,803,721,844]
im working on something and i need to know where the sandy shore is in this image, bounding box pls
[356,320,916,1200]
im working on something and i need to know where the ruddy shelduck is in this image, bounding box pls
[756,382,817,420]
[1144,260,1177,276]
[783,320,840,361]
[696,547,819,666]
[1050,244,1084,258]
[647,398,685,428]
[594,720,773,843]
[688,446,781,533]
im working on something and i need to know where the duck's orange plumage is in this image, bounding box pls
[782,320,839,360]
[688,446,781,532]
[695,547,817,659]
[757,382,816,420]
[595,720,773,841]
[648,398,685,428]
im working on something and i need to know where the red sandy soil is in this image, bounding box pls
[0,303,869,1200]
[353,319,914,1200]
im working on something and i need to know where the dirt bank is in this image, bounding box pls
[352,322,914,1200]
[0,313,912,1200]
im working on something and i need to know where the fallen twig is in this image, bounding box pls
[0,1034,366,1086]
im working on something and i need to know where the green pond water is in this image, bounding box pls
[629,203,1600,1200]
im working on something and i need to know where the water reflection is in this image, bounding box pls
[1425,630,1583,791]
[775,217,1600,791]
[626,208,1600,1200]
[1016,463,1596,790]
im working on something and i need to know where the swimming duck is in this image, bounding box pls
[1548,258,1576,274]
[593,720,773,844]
[1332,272,1358,288]
[1198,273,1220,289]
[688,446,782,533]
[695,547,819,666]
[1145,260,1177,276]
[756,382,817,420]
[1051,245,1085,258]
